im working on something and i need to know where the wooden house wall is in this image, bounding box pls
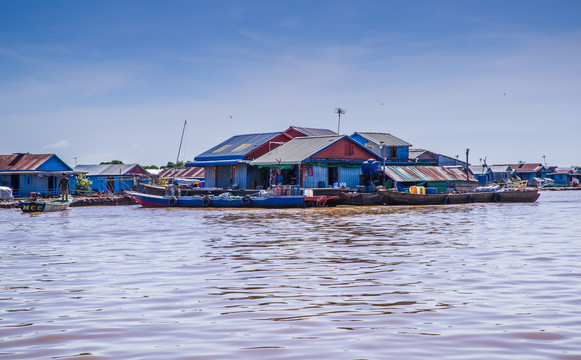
[312,138,375,160]
[36,155,72,172]
[234,163,263,189]
[245,133,292,160]
[338,167,362,188]
[245,165,263,189]
[552,174,569,184]
[86,175,136,193]
[203,166,215,188]
[0,173,62,197]
[283,128,308,139]
[303,165,327,188]
[215,165,235,189]
[397,147,409,160]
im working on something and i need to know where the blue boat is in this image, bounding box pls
[126,191,306,208]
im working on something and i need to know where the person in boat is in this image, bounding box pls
[58,173,70,201]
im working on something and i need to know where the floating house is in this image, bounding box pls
[250,135,381,188]
[383,165,478,193]
[409,149,469,167]
[350,132,412,163]
[509,163,551,184]
[549,168,581,185]
[187,126,336,189]
[0,153,75,198]
[73,164,149,193]
[469,164,514,185]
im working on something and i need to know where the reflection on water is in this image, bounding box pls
[1,191,581,359]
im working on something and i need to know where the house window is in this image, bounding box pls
[345,143,354,156]
[391,147,398,158]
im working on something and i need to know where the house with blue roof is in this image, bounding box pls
[0,153,75,197]
[73,164,149,193]
[350,132,412,163]
[186,126,336,189]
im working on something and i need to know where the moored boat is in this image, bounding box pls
[381,189,540,206]
[126,190,306,208]
[20,196,73,213]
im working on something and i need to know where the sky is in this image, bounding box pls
[1,0,580,168]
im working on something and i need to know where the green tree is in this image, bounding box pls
[143,165,159,169]
[161,161,185,169]
[100,160,124,164]
[74,173,92,194]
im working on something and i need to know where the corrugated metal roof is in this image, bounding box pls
[289,126,337,136]
[194,132,282,161]
[511,163,544,172]
[158,167,205,178]
[0,153,53,171]
[354,132,412,147]
[74,164,145,176]
[468,165,512,175]
[384,166,477,183]
[251,135,345,165]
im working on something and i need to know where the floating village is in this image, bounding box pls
[1,125,580,212]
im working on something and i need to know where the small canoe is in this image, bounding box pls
[20,198,73,213]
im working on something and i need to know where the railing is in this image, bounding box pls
[11,188,94,199]
[11,188,60,198]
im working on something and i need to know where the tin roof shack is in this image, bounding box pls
[469,164,514,185]
[158,167,205,187]
[549,168,581,186]
[250,135,380,189]
[73,164,149,194]
[350,132,412,163]
[187,126,337,190]
[0,153,75,198]
[509,163,552,184]
[409,149,469,167]
[383,165,478,193]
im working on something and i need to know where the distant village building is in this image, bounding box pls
[409,149,469,167]
[549,168,581,185]
[469,164,514,185]
[0,153,75,198]
[350,132,412,163]
[73,164,149,193]
[250,135,380,188]
[509,163,552,185]
[187,126,336,189]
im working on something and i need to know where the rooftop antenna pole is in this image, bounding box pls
[175,119,187,175]
[466,148,470,181]
[334,107,345,134]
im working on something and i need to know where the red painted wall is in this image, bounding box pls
[311,138,380,160]
[245,133,293,159]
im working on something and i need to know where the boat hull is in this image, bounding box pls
[20,198,73,212]
[381,190,540,206]
[127,191,306,208]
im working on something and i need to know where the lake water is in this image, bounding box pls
[1,190,581,360]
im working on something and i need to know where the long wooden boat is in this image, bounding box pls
[20,197,73,212]
[381,189,540,206]
[126,191,306,208]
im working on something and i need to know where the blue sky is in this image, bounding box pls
[1,1,580,167]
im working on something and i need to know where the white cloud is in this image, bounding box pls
[44,140,70,149]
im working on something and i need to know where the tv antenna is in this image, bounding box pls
[334,107,345,134]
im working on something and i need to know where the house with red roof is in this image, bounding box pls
[0,153,75,198]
